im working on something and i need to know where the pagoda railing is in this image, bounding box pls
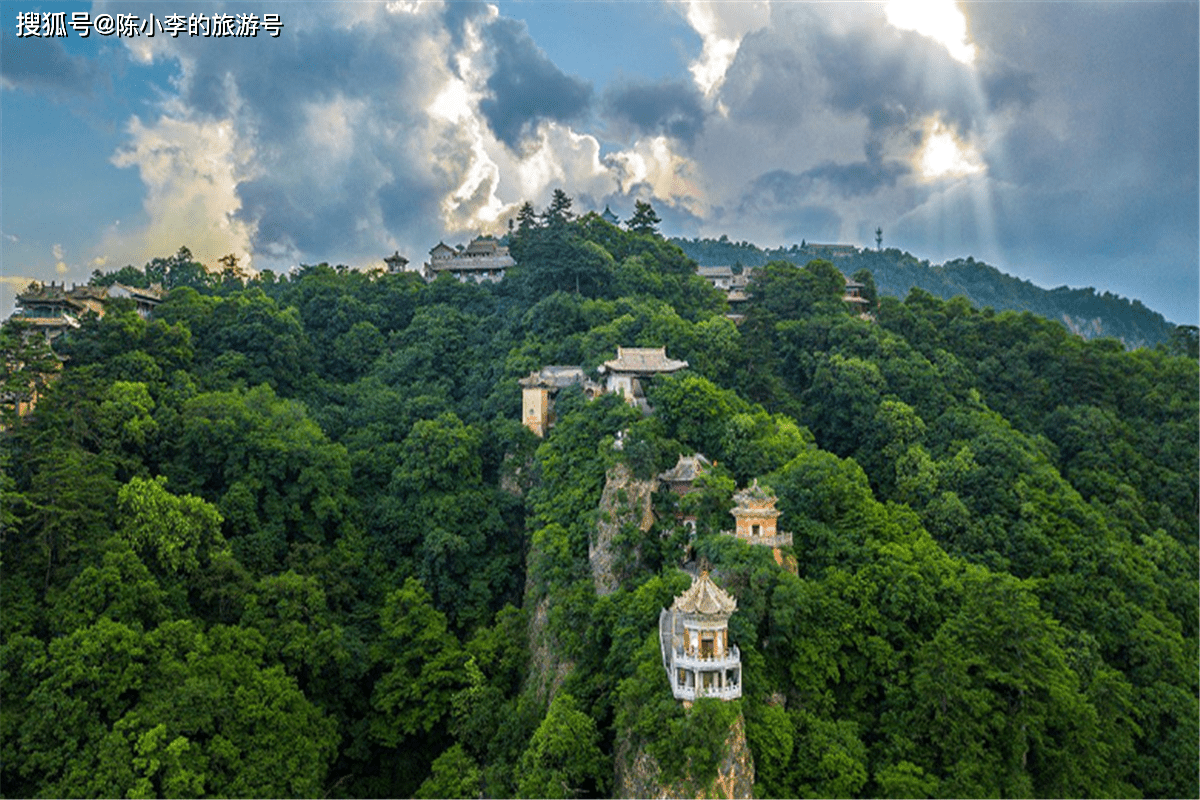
[672,645,741,671]
[672,681,743,701]
[721,530,793,548]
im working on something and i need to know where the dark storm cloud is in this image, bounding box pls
[968,1,1198,321]
[93,0,461,265]
[743,154,910,208]
[980,66,1034,113]
[479,17,592,149]
[813,25,980,135]
[734,171,842,240]
[804,158,911,198]
[603,79,707,145]
[0,29,107,96]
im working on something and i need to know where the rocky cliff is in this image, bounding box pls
[591,462,657,596]
[614,711,755,799]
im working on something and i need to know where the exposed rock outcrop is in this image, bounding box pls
[591,462,656,596]
[614,711,755,799]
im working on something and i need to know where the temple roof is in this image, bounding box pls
[463,236,504,255]
[660,453,711,483]
[672,571,737,616]
[734,478,773,500]
[732,479,778,510]
[603,346,688,375]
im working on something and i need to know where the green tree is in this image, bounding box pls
[627,199,662,235]
[370,578,467,746]
[417,744,482,799]
[116,475,227,576]
[517,693,607,798]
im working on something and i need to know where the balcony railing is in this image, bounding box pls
[671,645,741,671]
[671,681,743,701]
[721,530,793,548]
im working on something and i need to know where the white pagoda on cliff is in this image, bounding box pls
[659,572,742,701]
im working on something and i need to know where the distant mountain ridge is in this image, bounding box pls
[671,238,1178,349]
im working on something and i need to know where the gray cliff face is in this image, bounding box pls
[614,712,755,799]
[591,462,657,596]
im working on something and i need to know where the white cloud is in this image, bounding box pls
[104,104,255,272]
[606,135,704,214]
[674,0,771,99]
[885,0,976,65]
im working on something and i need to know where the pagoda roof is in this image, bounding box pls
[672,572,737,616]
[603,346,688,375]
[660,453,711,483]
[732,479,777,507]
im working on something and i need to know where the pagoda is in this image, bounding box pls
[725,480,792,548]
[658,572,742,701]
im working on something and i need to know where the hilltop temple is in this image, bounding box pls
[425,236,515,283]
[598,346,688,411]
[518,366,602,437]
[659,572,742,701]
[12,281,164,341]
[519,346,688,436]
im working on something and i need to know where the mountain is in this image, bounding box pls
[672,238,1178,349]
[2,203,1196,799]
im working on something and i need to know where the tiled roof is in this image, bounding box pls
[660,453,712,483]
[672,572,737,616]
[732,479,778,510]
[464,237,501,255]
[603,346,688,374]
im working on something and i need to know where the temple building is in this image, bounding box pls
[11,281,163,341]
[598,346,688,411]
[659,572,742,701]
[659,453,712,496]
[519,346,688,433]
[518,366,601,437]
[426,236,514,283]
[843,276,871,316]
[725,480,792,548]
[802,243,859,260]
[660,453,712,534]
[383,251,414,275]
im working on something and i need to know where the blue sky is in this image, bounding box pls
[2,1,1197,325]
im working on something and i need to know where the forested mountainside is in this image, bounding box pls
[673,237,1182,349]
[3,196,1197,799]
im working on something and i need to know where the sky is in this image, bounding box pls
[2,1,1197,325]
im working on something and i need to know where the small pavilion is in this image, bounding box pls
[725,480,792,548]
[659,571,742,701]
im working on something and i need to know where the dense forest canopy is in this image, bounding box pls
[2,199,1197,798]
[673,237,1186,350]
